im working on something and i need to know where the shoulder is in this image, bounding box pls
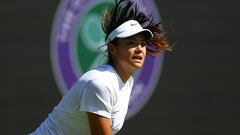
[80,65,118,85]
[85,78,110,91]
[80,78,117,108]
[73,65,120,96]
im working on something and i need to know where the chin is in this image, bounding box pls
[132,63,144,69]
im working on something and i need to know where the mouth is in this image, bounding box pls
[132,55,143,61]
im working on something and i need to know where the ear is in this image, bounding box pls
[108,43,117,56]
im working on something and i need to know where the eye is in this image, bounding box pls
[126,40,137,45]
[125,40,147,47]
[141,41,147,46]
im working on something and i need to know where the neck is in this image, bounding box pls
[112,63,133,83]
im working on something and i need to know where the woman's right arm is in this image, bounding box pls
[87,112,111,135]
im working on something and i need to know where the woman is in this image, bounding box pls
[29,0,171,134]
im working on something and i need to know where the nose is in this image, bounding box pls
[135,44,145,53]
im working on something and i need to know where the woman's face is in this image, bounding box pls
[110,33,147,71]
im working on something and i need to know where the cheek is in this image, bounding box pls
[143,47,147,55]
[115,48,132,61]
[127,48,136,57]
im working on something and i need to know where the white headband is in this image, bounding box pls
[106,20,153,43]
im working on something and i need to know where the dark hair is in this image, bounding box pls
[102,0,172,64]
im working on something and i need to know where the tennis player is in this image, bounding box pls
[29,0,171,134]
